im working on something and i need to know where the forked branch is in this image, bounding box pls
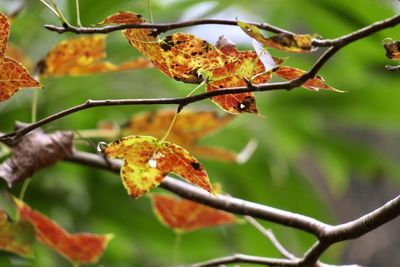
[67,150,400,267]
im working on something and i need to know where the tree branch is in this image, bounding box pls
[67,150,331,238]
[2,13,399,146]
[244,216,297,260]
[66,150,400,267]
[185,253,298,267]
[44,18,293,35]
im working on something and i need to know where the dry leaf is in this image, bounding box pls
[383,39,400,60]
[38,35,151,77]
[151,194,237,232]
[15,199,112,265]
[0,13,40,101]
[101,135,213,198]
[275,66,342,92]
[238,21,317,53]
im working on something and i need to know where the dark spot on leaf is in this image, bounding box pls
[160,36,175,51]
[191,162,201,171]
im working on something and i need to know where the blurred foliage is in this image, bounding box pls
[0,0,400,266]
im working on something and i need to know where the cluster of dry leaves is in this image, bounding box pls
[0,8,357,265]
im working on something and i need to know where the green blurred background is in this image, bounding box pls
[1,0,400,266]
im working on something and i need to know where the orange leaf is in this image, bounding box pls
[121,109,237,162]
[101,11,232,84]
[206,36,283,114]
[0,209,34,257]
[38,35,151,78]
[275,66,342,92]
[0,13,40,101]
[102,135,213,198]
[5,43,32,71]
[383,39,400,60]
[238,21,317,53]
[15,199,112,265]
[151,194,237,232]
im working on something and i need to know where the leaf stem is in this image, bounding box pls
[39,0,60,19]
[160,110,178,142]
[75,0,82,27]
[18,178,31,201]
[172,232,182,267]
[31,90,39,123]
[49,0,70,25]
[147,0,154,23]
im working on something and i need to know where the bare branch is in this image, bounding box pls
[44,18,293,35]
[67,150,331,237]
[66,150,400,267]
[385,65,400,71]
[183,253,298,267]
[244,216,297,260]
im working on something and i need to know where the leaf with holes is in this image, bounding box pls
[38,35,151,78]
[383,39,400,60]
[101,135,213,198]
[100,11,232,84]
[275,66,343,92]
[238,21,317,53]
[0,209,34,257]
[0,13,40,101]
[206,36,284,114]
[15,199,112,265]
[121,109,238,162]
[151,194,237,232]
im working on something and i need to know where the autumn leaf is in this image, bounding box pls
[206,36,284,114]
[101,135,213,198]
[274,66,342,92]
[101,11,231,84]
[0,209,34,257]
[238,21,317,53]
[15,199,112,265]
[0,13,40,102]
[383,39,400,60]
[151,194,237,232]
[5,43,32,71]
[38,35,151,78]
[121,109,238,162]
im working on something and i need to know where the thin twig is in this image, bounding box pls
[244,216,296,259]
[44,18,293,35]
[385,65,400,71]
[185,253,298,267]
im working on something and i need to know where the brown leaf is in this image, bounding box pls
[151,194,237,232]
[38,35,151,78]
[0,13,40,101]
[0,124,74,186]
[275,66,342,92]
[15,199,112,265]
[238,21,317,53]
[383,39,400,60]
